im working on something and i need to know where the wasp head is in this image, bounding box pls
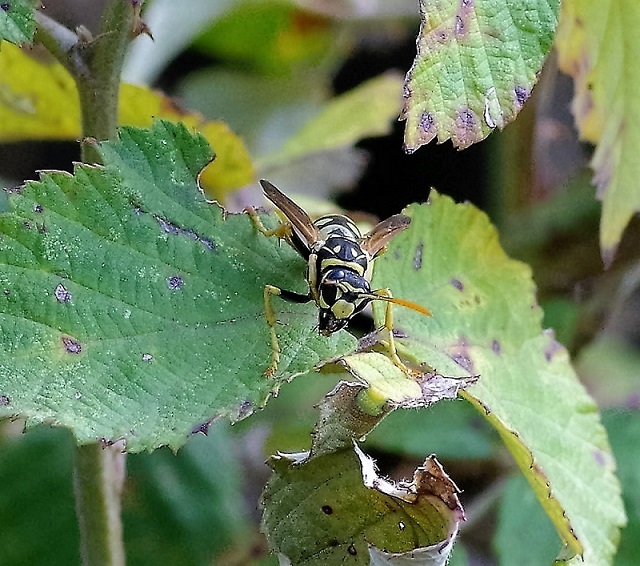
[317,268,373,336]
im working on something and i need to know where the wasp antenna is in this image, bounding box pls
[368,293,432,317]
[390,296,432,317]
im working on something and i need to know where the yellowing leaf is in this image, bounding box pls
[0,43,253,201]
[0,45,80,139]
[556,1,640,262]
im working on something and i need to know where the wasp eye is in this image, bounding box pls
[320,284,339,305]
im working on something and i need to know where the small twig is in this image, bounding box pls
[33,10,89,78]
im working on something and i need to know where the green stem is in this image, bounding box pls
[76,0,137,163]
[74,443,126,566]
[35,2,142,565]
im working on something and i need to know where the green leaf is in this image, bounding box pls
[401,0,559,151]
[0,0,36,44]
[192,1,333,76]
[494,474,563,565]
[0,120,355,452]
[261,447,462,565]
[556,1,640,261]
[124,423,251,565]
[0,426,79,566]
[0,421,252,565]
[603,409,640,566]
[371,193,625,564]
[366,399,499,461]
[256,73,404,169]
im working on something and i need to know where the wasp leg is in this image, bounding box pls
[246,207,292,240]
[263,284,312,377]
[376,288,422,378]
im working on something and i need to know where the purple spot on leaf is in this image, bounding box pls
[413,241,424,270]
[156,216,217,251]
[1,3,10,11]
[34,204,44,213]
[455,15,465,34]
[142,353,153,362]
[347,544,357,556]
[452,353,473,372]
[458,108,475,130]
[55,283,72,303]
[515,86,529,108]
[451,278,464,291]
[419,111,435,133]
[492,340,501,355]
[192,420,211,435]
[167,275,183,290]
[0,394,10,406]
[593,450,606,467]
[544,339,562,362]
[62,336,82,354]
[322,505,333,515]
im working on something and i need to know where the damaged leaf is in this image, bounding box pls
[401,0,559,151]
[309,353,478,458]
[371,192,625,564]
[0,120,354,452]
[556,0,640,262]
[261,445,462,565]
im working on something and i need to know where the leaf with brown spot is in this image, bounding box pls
[371,192,625,564]
[402,0,559,151]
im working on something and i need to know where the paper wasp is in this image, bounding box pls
[248,179,431,377]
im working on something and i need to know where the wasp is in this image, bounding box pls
[248,179,431,377]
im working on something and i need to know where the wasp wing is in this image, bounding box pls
[259,180,320,252]
[360,214,411,257]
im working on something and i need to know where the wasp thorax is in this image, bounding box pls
[317,268,373,335]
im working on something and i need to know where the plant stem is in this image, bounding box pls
[76,0,138,163]
[35,2,141,565]
[74,443,126,566]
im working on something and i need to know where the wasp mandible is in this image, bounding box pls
[247,180,431,377]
